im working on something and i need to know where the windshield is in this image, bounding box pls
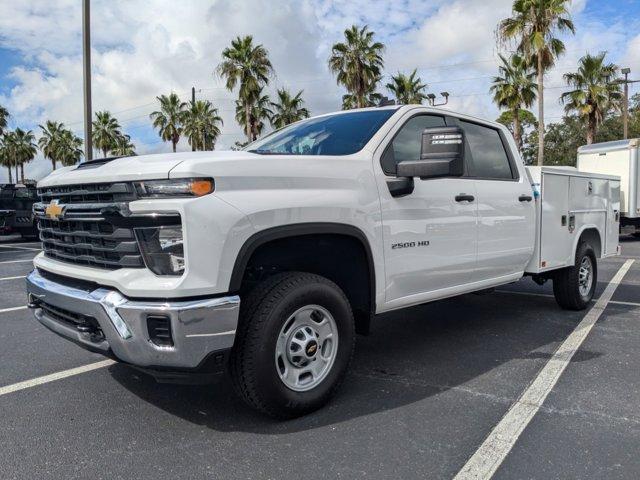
[247,109,397,156]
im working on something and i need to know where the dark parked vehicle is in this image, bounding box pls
[0,184,38,238]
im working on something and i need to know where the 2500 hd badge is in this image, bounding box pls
[392,240,430,249]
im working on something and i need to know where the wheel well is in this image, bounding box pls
[579,228,602,258]
[231,228,374,335]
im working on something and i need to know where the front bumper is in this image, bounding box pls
[26,269,240,371]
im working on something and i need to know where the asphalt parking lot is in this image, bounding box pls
[1,237,639,479]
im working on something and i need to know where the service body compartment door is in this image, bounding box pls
[606,179,621,255]
[540,173,572,269]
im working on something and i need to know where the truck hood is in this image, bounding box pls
[38,150,364,188]
[37,152,194,187]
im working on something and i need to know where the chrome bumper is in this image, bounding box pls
[26,269,240,370]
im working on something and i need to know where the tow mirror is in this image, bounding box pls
[396,126,465,179]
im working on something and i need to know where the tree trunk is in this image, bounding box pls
[14,164,18,184]
[52,159,56,170]
[103,148,108,158]
[513,108,522,153]
[587,114,596,145]
[20,163,24,183]
[537,54,545,166]
[245,102,252,141]
[7,166,12,184]
[172,134,177,153]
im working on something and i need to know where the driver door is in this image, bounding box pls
[376,114,478,308]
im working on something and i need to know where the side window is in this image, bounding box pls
[381,115,446,175]
[460,121,514,180]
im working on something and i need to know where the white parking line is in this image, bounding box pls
[497,290,639,308]
[0,249,40,254]
[0,275,26,281]
[0,242,41,247]
[0,259,35,264]
[454,259,634,480]
[609,300,640,308]
[496,290,554,299]
[0,245,41,251]
[0,306,27,313]
[0,360,116,397]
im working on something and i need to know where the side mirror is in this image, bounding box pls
[396,126,465,179]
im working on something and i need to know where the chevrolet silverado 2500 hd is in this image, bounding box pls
[26,106,620,418]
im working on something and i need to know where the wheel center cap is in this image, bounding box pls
[305,340,318,357]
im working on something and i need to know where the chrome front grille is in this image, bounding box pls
[35,183,145,270]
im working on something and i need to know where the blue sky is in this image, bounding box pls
[0,0,639,182]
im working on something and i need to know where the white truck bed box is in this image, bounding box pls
[577,139,639,218]
[525,167,620,274]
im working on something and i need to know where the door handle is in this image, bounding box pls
[455,194,475,203]
[518,195,533,202]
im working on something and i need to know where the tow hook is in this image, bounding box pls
[27,294,41,309]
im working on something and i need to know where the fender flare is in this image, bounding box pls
[572,224,602,258]
[228,222,376,312]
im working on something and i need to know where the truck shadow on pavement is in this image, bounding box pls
[109,286,606,434]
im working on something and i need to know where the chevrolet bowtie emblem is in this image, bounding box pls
[45,200,65,220]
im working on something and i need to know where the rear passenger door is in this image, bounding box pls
[457,120,535,280]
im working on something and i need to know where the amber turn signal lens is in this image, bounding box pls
[190,179,214,196]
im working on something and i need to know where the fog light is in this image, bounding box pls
[136,226,185,276]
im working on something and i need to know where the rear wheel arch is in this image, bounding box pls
[574,227,602,258]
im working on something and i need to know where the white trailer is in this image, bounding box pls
[578,139,640,236]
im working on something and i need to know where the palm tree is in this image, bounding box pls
[150,93,187,152]
[0,136,12,183]
[0,104,9,137]
[110,133,136,156]
[235,88,272,141]
[0,105,10,182]
[341,90,382,110]
[182,100,223,151]
[92,111,122,157]
[56,129,84,166]
[499,0,575,165]
[491,54,537,151]
[7,128,37,183]
[329,25,385,109]
[38,120,65,170]
[217,35,273,141]
[386,70,428,105]
[270,89,310,129]
[561,53,622,145]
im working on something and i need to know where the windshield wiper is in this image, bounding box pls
[247,149,293,155]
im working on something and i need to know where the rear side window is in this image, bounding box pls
[460,121,514,180]
[382,115,446,174]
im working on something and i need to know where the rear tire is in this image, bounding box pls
[230,272,355,419]
[553,242,597,310]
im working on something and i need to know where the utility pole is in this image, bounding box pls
[82,0,92,161]
[617,68,639,140]
[191,87,196,151]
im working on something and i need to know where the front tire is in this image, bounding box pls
[230,272,355,419]
[553,242,597,310]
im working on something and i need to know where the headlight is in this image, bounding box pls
[134,178,214,198]
[135,226,185,276]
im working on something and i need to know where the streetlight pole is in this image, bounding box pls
[617,68,640,140]
[622,68,631,140]
[191,86,196,151]
[82,0,92,161]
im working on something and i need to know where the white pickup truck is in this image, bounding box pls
[26,105,620,418]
